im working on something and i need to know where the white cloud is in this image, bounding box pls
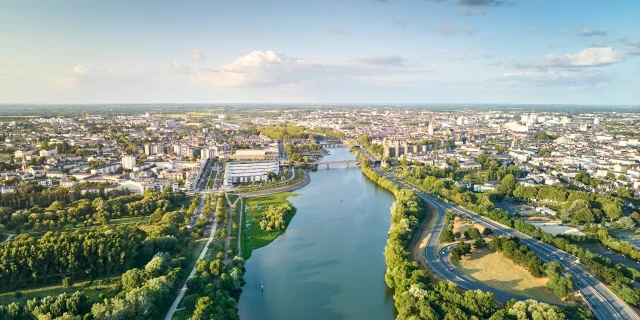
[192,51,315,87]
[185,50,429,88]
[573,28,607,37]
[189,50,206,61]
[501,69,605,87]
[539,47,625,67]
[71,65,88,74]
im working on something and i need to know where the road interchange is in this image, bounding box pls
[373,166,639,320]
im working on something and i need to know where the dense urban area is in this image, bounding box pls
[0,105,639,320]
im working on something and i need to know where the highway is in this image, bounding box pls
[373,166,640,320]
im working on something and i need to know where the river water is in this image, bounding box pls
[238,148,396,320]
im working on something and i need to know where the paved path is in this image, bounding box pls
[374,167,639,320]
[236,197,243,258]
[164,193,219,320]
[223,194,241,264]
[1,234,15,243]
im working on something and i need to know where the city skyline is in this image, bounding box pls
[1,0,639,105]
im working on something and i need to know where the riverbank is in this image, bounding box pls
[238,148,396,320]
[240,192,297,261]
[237,170,310,197]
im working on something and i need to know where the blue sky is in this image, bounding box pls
[0,0,638,104]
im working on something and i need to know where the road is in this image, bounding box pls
[374,166,639,320]
[164,192,219,320]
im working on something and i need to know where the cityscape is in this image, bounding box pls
[1,1,640,320]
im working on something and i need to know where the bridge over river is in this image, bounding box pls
[308,159,359,168]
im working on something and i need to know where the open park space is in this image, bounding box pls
[241,192,297,260]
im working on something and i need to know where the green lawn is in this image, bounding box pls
[207,170,218,189]
[170,195,195,212]
[172,308,192,320]
[241,192,297,260]
[0,276,120,305]
[227,193,239,204]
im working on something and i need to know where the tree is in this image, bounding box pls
[442,229,455,242]
[603,203,623,220]
[62,277,72,288]
[122,268,148,291]
[545,262,573,300]
[617,216,636,230]
[464,227,482,240]
[500,174,517,196]
[145,252,169,278]
[482,228,493,236]
[473,238,486,249]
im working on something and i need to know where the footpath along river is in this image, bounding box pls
[238,148,396,320]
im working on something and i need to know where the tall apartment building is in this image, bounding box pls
[122,155,136,170]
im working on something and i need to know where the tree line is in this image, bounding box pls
[355,158,588,319]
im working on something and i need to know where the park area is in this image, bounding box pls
[452,248,569,305]
[241,192,297,260]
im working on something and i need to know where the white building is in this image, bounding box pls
[223,161,279,187]
[122,155,136,170]
[39,149,58,157]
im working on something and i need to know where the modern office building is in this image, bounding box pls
[223,161,279,187]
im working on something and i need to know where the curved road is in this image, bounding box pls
[374,167,639,320]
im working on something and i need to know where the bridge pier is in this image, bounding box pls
[326,164,329,170]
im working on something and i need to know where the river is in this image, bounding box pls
[238,148,396,320]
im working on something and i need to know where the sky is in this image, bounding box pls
[0,0,639,105]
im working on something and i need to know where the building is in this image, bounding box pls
[223,161,280,187]
[460,161,482,171]
[122,155,136,170]
[229,149,278,160]
[39,148,58,157]
[144,143,158,155]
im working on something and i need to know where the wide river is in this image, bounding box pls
[238,148,396,320]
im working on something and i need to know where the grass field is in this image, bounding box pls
[241,192,297,260]
[0,276,120,305]
[453,248,565,304]
[452,216,486,235]
[207,169,217,189]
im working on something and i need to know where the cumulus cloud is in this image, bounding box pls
[356,55,406,67]
[71,65,88,74]
[48,64,102,89]
[459,9,486,16]
[574,28,607,37]
[539,47,625,67]
[184,50,428,87]
[191,50,315,87]
[189,50,206,61]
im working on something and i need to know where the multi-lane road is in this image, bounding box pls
[373,166,639,320]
